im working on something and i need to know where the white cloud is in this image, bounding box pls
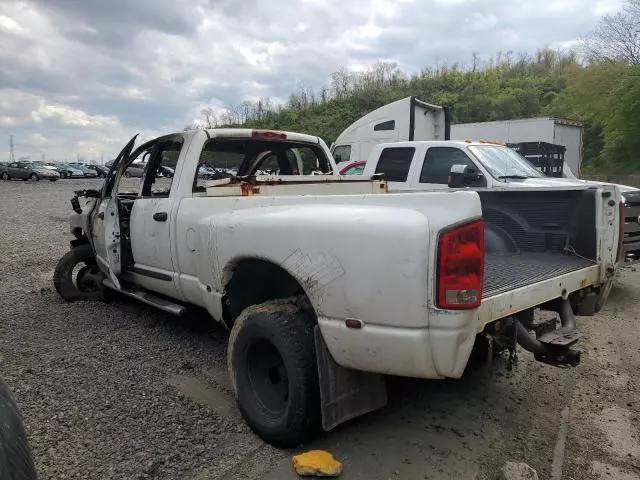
[28,132,47,146]
[0,0,623,161]
[464,13,499,31]
[31,103,120,128]
[0,14,24,33]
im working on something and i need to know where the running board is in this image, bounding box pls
[102,279,187,316]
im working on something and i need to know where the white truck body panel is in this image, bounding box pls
[165,189,483,379]
[450,118,584,178]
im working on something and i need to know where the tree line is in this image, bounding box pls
[188,0,640,173]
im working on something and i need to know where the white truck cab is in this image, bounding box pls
[331,96,450,164]
[361,140,595,191]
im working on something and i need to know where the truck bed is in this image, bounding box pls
[484,252,596,298]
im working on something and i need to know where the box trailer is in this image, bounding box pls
[450,118,584,178]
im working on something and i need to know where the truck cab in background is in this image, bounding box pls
[330,96,452,164]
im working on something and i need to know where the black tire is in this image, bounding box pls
[49,178,57,182]
[228,299,320,448]
[0,378,38,480]
[29,173,38,182]
[53,244,104,302]
[1,172,8,180]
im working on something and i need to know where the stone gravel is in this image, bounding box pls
[0,179,283,479]
[1,178,639,480]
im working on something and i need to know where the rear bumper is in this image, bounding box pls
[318,265,602,380]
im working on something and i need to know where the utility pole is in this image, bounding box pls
[41,152,45,162]
[9,135,15,163]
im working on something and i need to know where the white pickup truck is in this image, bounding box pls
[53,128,622,447]
[332,97,640,263]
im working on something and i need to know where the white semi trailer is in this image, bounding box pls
[450,118,584,178]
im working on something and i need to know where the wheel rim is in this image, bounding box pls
[30,174,37,181]
[1,173,7,180]
[73,264,101,293]
[246,339,289,415]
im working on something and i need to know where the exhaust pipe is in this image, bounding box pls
[514,299,581,366]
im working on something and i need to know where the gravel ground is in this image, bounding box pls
[1,178,639,480]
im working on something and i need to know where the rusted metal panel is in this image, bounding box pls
[205,176,388,197]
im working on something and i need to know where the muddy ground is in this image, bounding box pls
[0,178,638,479]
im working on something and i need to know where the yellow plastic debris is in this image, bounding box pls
[292,450,343,477]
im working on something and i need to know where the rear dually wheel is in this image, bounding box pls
[227,299,321,448]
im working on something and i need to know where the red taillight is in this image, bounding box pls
[616,200,625,262]
[251,129,286,140]
[437,219,485,309]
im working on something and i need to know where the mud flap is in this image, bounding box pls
[314,327,387,432]
[595,278,614,313]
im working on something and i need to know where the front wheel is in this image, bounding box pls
[53,244,105,302]
[1,172,8,180]
[29,173,38,182]
[228,299,320,448]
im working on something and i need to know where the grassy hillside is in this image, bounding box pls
[197,50,639,174]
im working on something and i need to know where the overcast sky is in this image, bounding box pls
[0,0,622,163]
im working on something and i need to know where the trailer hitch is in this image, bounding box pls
[514,299,582,367]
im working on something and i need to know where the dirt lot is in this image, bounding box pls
[1,178,639,480]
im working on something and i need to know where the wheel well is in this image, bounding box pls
[70,228,90,248]
[223,258,311,326]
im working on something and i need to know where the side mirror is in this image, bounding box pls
[448,164,483,188]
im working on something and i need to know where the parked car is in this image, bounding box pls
[122,160,146,177]
[68,163,98,178]
[56,164,86,179]
[1,161,60,181]
[197,163,234,180]
[107,158,170,178]
[90,165,109,177]
[338,159,366,175]
[42,162,61,171]
[70,163,108,178]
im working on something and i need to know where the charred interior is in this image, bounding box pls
[479,189,598,298]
